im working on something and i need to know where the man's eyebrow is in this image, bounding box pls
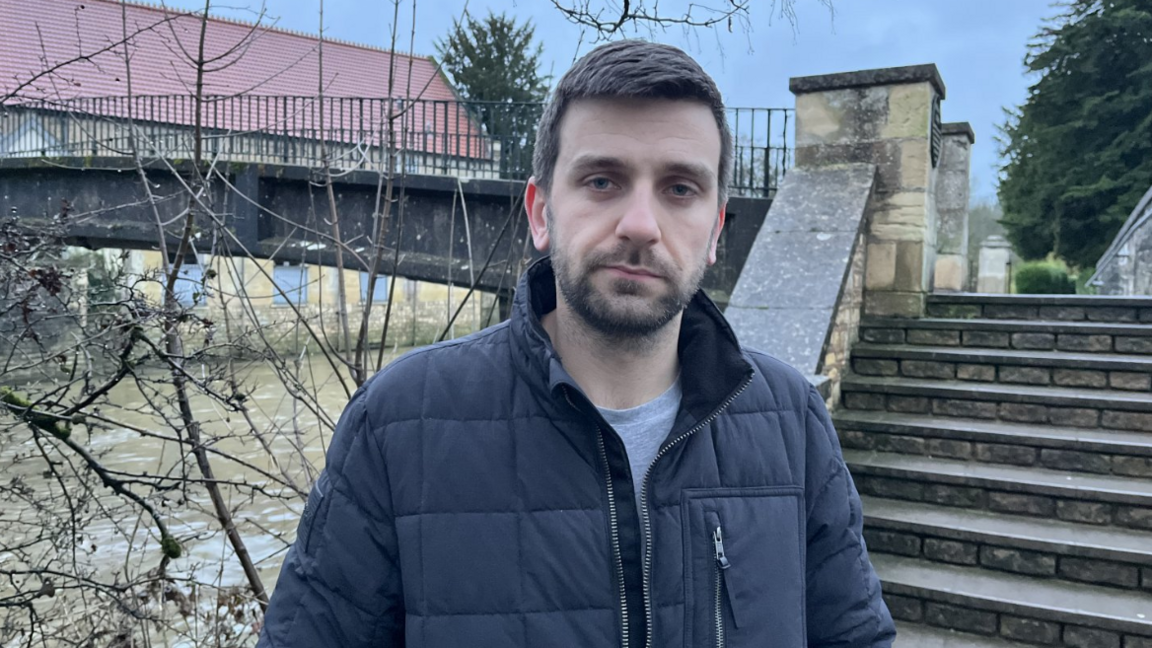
[567,155,715,185]
[661,161,716,187]
[567,154,629,177]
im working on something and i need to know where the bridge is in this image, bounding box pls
[0,95,791,299]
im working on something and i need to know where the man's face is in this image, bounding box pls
[527,97,726,339]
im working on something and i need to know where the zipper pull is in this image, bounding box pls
[713,525,730,570]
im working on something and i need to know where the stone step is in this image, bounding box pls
[893,622,1043,648]
[834,411,1152,476]
[852,344,1152,392]
[926,293,1152,324]
[862,495,1152,590]
[873,553,1152,646]
[843,449,1152,530]
[840,375,1152,431]
[861,318,1152,355]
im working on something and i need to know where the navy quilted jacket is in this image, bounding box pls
[258,258,895,648]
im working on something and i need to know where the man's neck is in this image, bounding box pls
[541,295,681,410]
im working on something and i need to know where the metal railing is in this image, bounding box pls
[728,106,792,198]
[1088,183,1152,287]
[0,95,792,195]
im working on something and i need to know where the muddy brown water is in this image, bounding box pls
[1,349,413,615]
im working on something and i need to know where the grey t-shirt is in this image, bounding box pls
[596,378,683,522]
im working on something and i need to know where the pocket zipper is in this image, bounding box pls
[713,524,730,648]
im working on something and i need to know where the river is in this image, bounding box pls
[0,349,413,643]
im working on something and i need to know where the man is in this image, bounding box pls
[258,40,895,648]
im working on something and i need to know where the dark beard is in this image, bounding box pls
[552,240,706,340]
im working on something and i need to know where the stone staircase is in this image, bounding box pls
[837,294,1152,648]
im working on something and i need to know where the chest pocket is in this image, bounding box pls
[681,486,806,648]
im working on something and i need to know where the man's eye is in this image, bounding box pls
[588,177,613,191]
[669,184,696,197]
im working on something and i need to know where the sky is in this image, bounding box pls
[163,0,1059,203]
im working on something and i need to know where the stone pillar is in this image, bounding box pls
[933,122,975,292]
[498,291,514,322]
[977,235,1014,293]
[790,64,947,317]
[232,164,262,249]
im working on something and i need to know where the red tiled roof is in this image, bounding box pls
[0,0,455,102]
[0,0,495,159]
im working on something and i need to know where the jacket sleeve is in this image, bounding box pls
[803,386,896,647]
[257,386,404,647]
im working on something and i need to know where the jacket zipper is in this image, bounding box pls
[597,426,630,648]
[713,523,730,648]
[566,387,629,648]
[638,373,752,648]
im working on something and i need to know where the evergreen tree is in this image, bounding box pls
[435,12,550,179]
[998,0,1152,269]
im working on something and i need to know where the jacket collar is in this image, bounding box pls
[509,257,754,422]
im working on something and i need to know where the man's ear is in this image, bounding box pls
[526,177,550,253]
[707,202,727,265]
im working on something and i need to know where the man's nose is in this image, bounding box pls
[614,188,661,245]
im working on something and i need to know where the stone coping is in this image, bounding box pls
[789,63,946,99]
[928,293,1152,307]
[941,122,975,143]
[726,164,874,375]
[863,317,1152,336]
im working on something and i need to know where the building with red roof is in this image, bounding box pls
[0,0,515,335]
[1,0,455,103]
[0,0,504,167]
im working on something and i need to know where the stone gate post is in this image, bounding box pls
[790,65,949,317]
[934,123,975,292]
[977,235,1014,294]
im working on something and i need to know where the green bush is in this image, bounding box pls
[1074,265,1098,295]
[1013,260,1076,294]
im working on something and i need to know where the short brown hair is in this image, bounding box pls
[532,40,733,202]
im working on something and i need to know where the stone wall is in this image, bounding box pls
[120,248,498,354]
[818,229,867,406]
[1092,185,1152,296]
[1094,225,1152,296]
[196,297,498,355]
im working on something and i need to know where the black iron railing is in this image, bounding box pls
[0,95,792,196]
[728,106,792,198]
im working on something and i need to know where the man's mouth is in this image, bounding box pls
[603,265,663,280]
